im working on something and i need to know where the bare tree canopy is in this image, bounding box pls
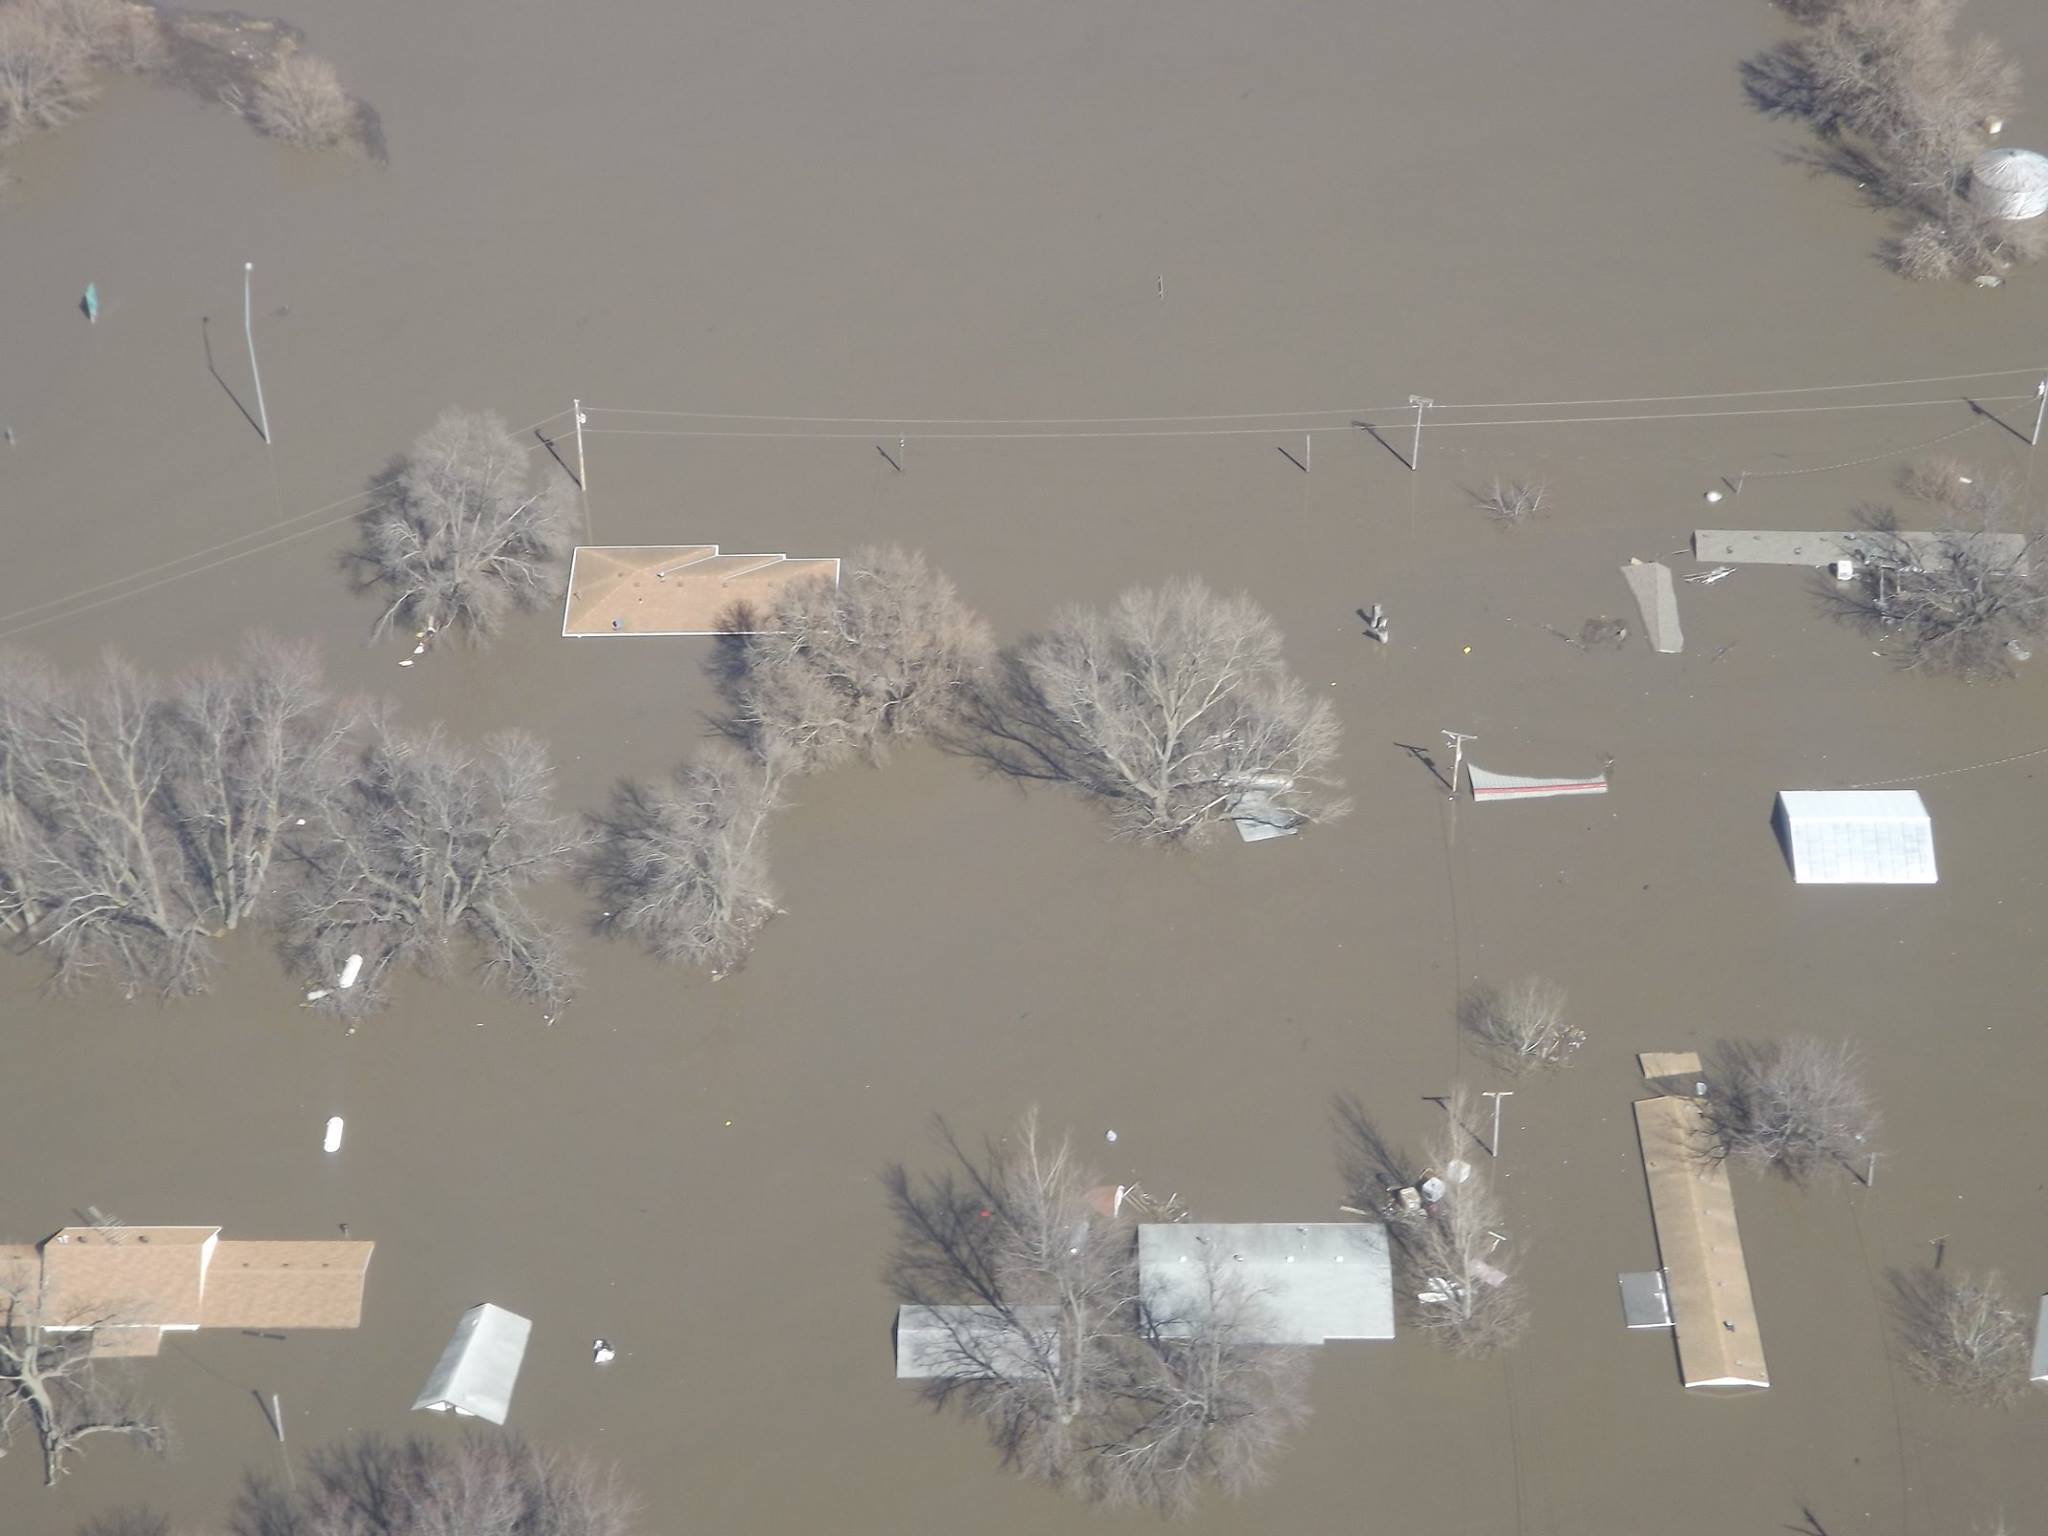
[716,546,996,772]
[1826,463,2048,678]
[586,743,784,976]
[1888,1267,2028,1406]
[887,1110,1310,1516]
[0,1280,166,1487]
[1459,977,1583,1073]
[0,639,347,997]
[232,1431,636,1536]
[350,409,576,645]
[1743,0,2036,279]
[1335,1090,1528,1357]
[1706,1037,1880,1181]
[983,579,1346,843]
[281,722,586,1016]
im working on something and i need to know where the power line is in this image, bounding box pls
[580,391,2040,444]
[0,409,570,643]
[579,363,2047,428]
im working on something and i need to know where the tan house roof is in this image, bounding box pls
[1634,1095,1769,1389]
[38,1227,217,1329]
[199,1241,375,1329]
[562,545,840,636]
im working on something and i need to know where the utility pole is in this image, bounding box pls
[243,263,271,445]
[1482,1090,1513,1158]
[1408,395,1433,473]
[572,399,590,543]
[1440,729,1476,800]
[2032,377,2046,447]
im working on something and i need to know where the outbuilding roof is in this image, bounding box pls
[1138,1223,1393,1345]
[1774,790,1937,885]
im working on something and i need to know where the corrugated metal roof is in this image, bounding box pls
[1139,1223,1393,1345]
[1775,791,1937,885]
[1621,562,1684,653]
[894,1304,1062,1380]
[413,1303,531,1425]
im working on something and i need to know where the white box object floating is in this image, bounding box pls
[413,1303,532,1425]
[323,1117,344,1153]
[338,954,364,990]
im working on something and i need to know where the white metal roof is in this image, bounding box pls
[893,1304,1061,1380]
[1775,791,1936,885]
[1139,1223,1393,1345]
[412,1302,531,1425]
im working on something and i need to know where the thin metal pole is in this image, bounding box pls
[1408,395,1432,473]
[270,1392,285,1445]
[1305,433,1311,473]
[2031,378,2046,447]
[572,400,590,543]
[243,263,271,445]
[1441,729,1476,801]
[1482,1090,1513,1158]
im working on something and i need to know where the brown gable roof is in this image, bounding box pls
[38,1227,217,1329]
[198,1240,374,1329]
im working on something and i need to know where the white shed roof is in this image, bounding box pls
[412,1303,531,1425]
[1139,1223,1393,1345]
[1775,791,1936,885]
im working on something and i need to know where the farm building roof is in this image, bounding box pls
[1138,1223,1393,1345]
[561,545,840,636]
[1774,790,1937,885]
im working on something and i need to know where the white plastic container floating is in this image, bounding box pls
[1832,559,1856,581]
[323,1116,345,1152]
[338,954,364,990]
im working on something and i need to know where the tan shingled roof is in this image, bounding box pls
[198,1240,374,1329]
[38,1227,217,1329]
[562,545,839,636]
[1634,1096,1769,1389]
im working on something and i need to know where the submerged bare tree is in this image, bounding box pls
[0,640,347,997]
[1335,1089,1527,1357]
[350,409,577,645]
[246,50,354,150]
[232,1430,636,1536]
[887,1111,1309,1516]
[987,579,1346,843]
[1473,478,1548,526]
[282,722,586,1016]
[1829,464,2048,678]
[586,744,784,976]
[1459,977,1582,1072]
[0,1280,166,1487]
[716,546,995,773]
[1743,0,2034,279]
[1888,1267,2028,1406]
[1707,1037,1880,1181]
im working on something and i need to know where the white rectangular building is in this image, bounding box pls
[1139,1223,1393,1345]
[1774,790,1937,885]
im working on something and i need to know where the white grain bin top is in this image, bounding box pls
[1968,148,2048,220]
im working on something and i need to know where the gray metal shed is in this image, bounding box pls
[894,1304,1060,1380]
[413,1302,531,1425]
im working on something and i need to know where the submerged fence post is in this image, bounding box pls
[2032,378,2046,447]
[572,399,590,543]
[244,263,271,445]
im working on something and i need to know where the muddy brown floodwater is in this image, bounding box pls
[5,0,2048,1531]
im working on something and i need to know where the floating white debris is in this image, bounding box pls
[1832,559,1856,581]
[1704,490,1724,503]
[399,658,414,667]
[305,988,330,1003]
[1105,1130,1119,1143]
[592,1338,615,1364]
[338,954,364,990]
[323,1116,345,1152]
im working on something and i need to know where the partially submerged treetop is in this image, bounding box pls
[1003,578,1346,842]
[352,409,576,646]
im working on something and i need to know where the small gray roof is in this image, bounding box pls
[1139,1223,1393,1345]
[1775,790,1936,885]
[413,1302,531,1425]
[894,1304,1061,1380]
